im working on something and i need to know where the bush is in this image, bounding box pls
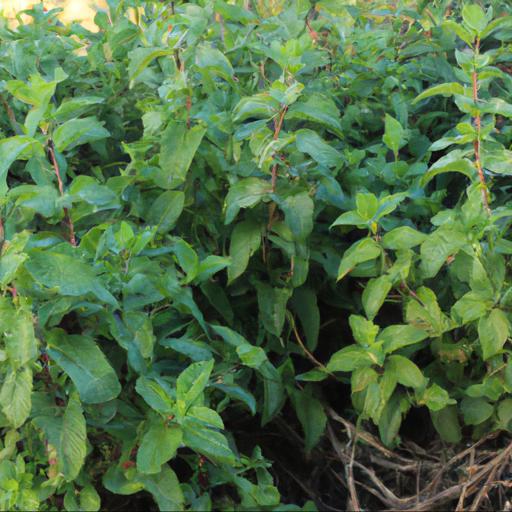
[1,1,512,509]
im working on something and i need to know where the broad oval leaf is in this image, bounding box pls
[46,330,121,404]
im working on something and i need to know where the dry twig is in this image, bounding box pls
[326,409,512,511]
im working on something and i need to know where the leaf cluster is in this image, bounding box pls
[1,1,512,510]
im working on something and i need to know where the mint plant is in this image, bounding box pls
[0,1,511,510]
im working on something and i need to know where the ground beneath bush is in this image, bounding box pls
[267,414,512,511]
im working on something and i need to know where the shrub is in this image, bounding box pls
[0,1,512,509]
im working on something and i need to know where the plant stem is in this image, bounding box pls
[0,94,22,135]
[268,105,288,229]
[186,93,192,129]
[48,141,76,246]
[270,105,288,192]
[472,37,491,214]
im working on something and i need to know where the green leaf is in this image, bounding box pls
[326,345,382,372]
[378,393,404,447]
[137,422,182,474]
[6,74,57,107]
[195,45,234,82]
[413,83,466,103]
[140,466,184,511]
[211,324,249,348]
[25,250,119,307]
[478,309,510,360]
[356,193,379,221]
[280,191,314,241]
[46,330,121,404]
[330,210,366,228]
[196,255,231,283]
[351,367,379,396]
[496,398,512,430]
[128,47,173,84]
[173,239,199,284]
[59,394,87,481]
[147,191,185,234]
[483,149,512,174]
[224,178,270,224]
[481,15,512,38]
[349,315,379,346]
[54,96,105,123]
[228,221,261,283]
[287,94,343,137]
[0,136,44,196]
[337,238,382,280]
[431,406,462,443]
[187,406,224,429]
[296,369,329,382]
[429,133,474,151]
[11,184,60,217]
[161,336,213,362]
[259,361,285,425]
[385,355,425,388]
[418,384,455,412]
[176,359,214,412]
[462,4,488,33]
[0,233,29,286]
[211,325,284,423]
[54,117,110,152]
[103,466,145,496]
[362,275,392,321]
[406,286,454,336]
[290,287,320,351]
[466,376,503,401]
[481,98,512,117]
[5,305,38,370]
[200,281,234,325]
[383,114,405,157]
[378,324,429,353]
[376,193,407,220]
[79,485,101,512]
[420,229,466,279]
[461,397,494,425]
[233,94,280,122]
[421,154,475,186]
[256,283,292,337]
[443,20,475,46]
[0,367,32,428]
[291,386,326,453]
[382,227,427,250]
[135,377,174,415]
[452,291,493,323]
[236,345,267,369]
[182,415,236,465]
[8,72,65,135]
[157,122,206,189]
[212,383,257,415]
[295,129,342,168]
[362,381,382,421]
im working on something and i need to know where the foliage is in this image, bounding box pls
[1,0,512,509]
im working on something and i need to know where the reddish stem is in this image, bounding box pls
[48,142,76,246]
[472,38,491,214]
[186,95,192,129]
[215,12,225,44]
[270,106,288,193]
[268,106,288,229]
[305,19,318,43]
[0,95,21,134]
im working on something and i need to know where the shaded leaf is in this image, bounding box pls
[47,330,121,404]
